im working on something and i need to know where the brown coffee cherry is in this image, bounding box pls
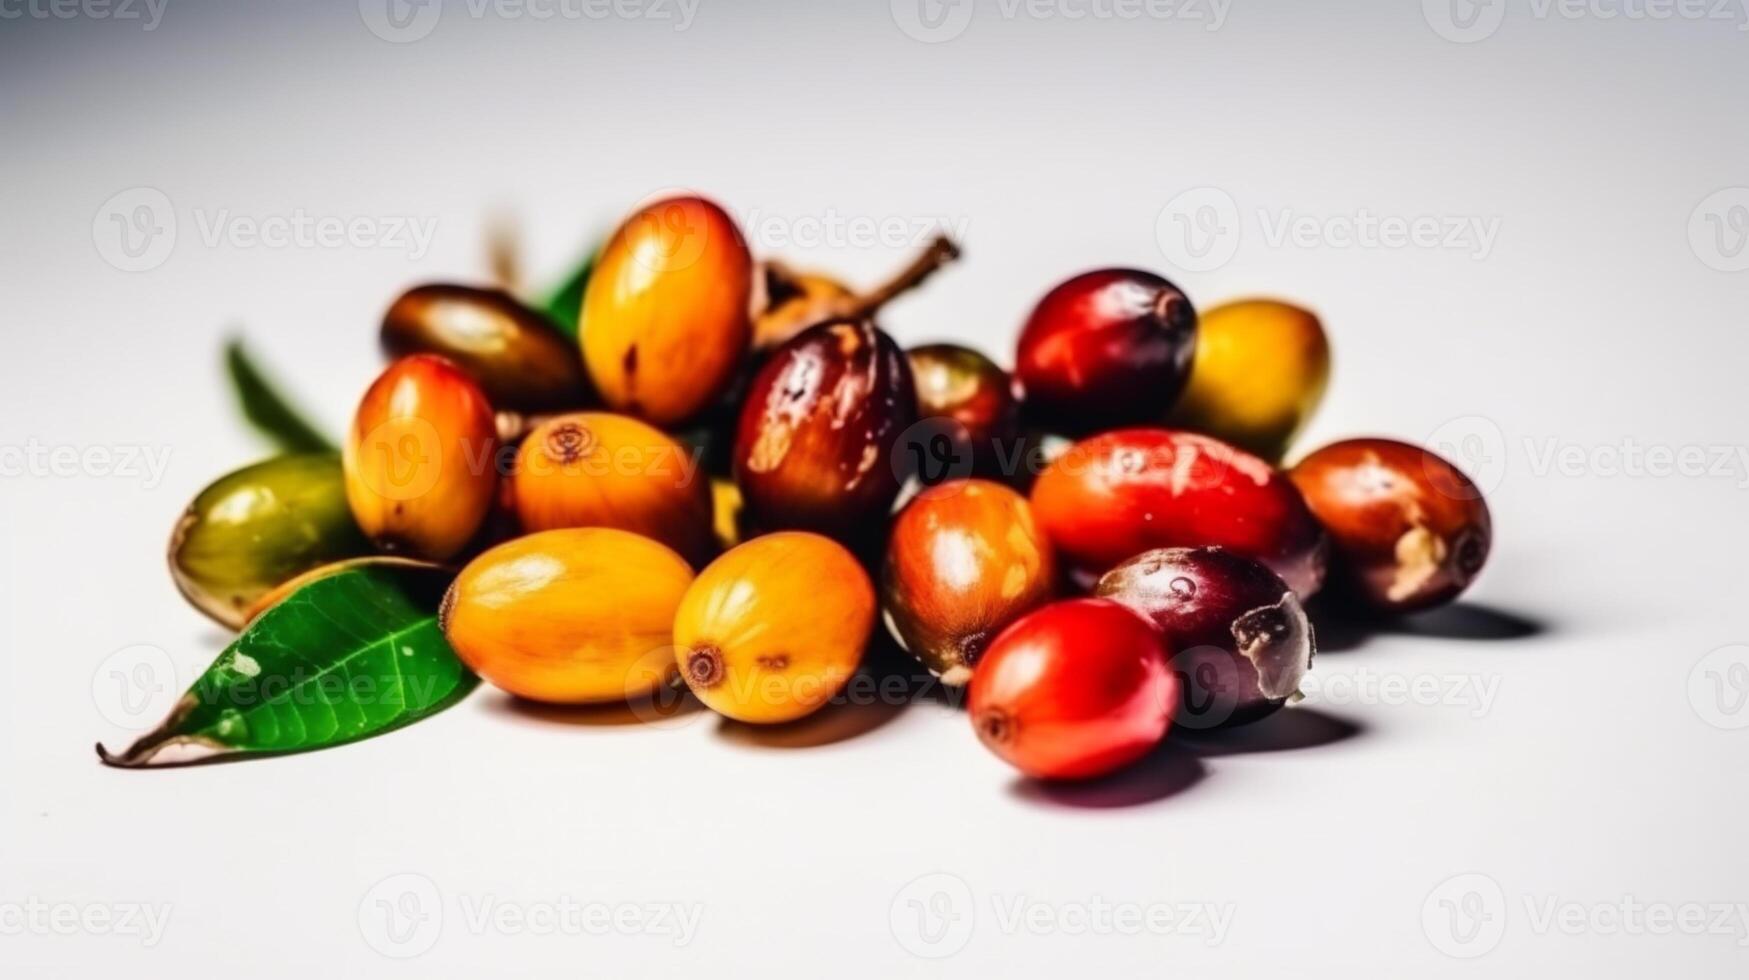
[1290,438,1491,614]
[381,284,591,412]
[732,319,917,541]
[1097,547,1313,729]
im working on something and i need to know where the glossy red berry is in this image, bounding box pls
[1030,428,1328,597]
[968,598,1177,780]
[1015,269,1196,431]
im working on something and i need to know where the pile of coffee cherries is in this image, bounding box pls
[183,193,1493,783]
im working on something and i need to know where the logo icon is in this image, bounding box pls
[358,873,443,958]
[93,187,176,272]
[621,188,719,275]
[891,0,974,42]
[92,644,178,730]
[1425,415,1507,495]
[354,416,445,502]
[1423,0,1506,43]
[1155,187,1241,273]
[359,0,443,43]
[1422,872,1506,958]
[1689,644,1749,730]
[1168,647,1241,730]
[1688,188,1749,273]
[889,872,975,958]
[622,646,709,729]
[893,417,976,496]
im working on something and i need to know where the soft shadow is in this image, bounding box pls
[1310,601,1550,653]
[707,632,940,749]
[1307,605,1373,653]
[714,695,906,749]
[481,689,705,728]
[1175,706,1365,758]
[861,635,970,711]
[1395,603,1549,641]
[195,627,234,650]
[1008,741,1207,809]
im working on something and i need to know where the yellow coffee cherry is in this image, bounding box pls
[672,532,873,723]
[442,528,694,704]
[1167,299,1330,462]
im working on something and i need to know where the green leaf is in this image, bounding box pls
[98,565,476,767]
[225,338,336,454]
[540,242,600,339]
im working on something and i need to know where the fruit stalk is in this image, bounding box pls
[844,234,962,320]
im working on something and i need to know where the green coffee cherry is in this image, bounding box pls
[168,454,370,628]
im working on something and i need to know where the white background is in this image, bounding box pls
[3,0,1748,975]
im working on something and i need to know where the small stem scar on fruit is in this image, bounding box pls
[976,707,1011,746]
[686,645,726,688]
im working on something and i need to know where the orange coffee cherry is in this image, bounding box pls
[442,528,694,704]
[672,532,874,723]
[343,354,498,561]
[579,195,753,427]
[509,412,713,566]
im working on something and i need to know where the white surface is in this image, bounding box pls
[3,1,1748,976]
